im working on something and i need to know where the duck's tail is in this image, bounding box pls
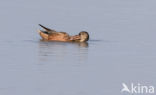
[37,30,41,33]
[39,24,52,31]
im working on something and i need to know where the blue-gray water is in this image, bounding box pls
[0,0,156,95]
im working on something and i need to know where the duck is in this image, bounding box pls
[37,24,89,42]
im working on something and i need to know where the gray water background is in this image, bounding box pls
[0,0,156,95]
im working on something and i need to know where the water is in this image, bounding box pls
[0,0,156,95]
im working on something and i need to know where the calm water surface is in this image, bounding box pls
[0,0,156,95]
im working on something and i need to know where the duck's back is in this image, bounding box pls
[48,32,70,41]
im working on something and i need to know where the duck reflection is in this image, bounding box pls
[37,40,89,64]
[40,39,88,48]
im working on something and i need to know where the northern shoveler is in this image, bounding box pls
[37,24,89,42]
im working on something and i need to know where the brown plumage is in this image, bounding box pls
[37,24,89,42]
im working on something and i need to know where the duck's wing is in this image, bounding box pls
[39,24,57,33]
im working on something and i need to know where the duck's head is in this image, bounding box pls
[79,31,89,42]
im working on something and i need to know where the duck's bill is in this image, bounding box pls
[70,35,80,41]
